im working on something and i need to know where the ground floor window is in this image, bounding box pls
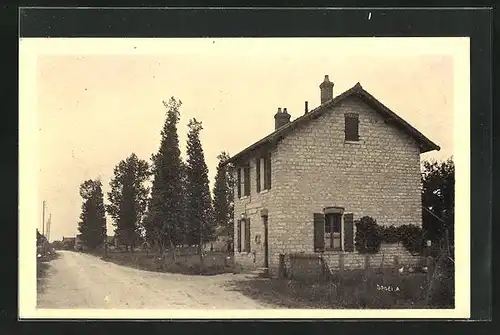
[325,213,342,251]
[314,207,354,252]
[237,218,251,252]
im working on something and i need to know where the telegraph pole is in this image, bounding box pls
[47,214,52,242]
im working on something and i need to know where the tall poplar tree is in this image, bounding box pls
[107,153,150,252]
[185,118,215,259]
[213,151,235,247]
[77,179,107,250]
[147,97,184,253]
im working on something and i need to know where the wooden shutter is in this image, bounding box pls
[265,153,272,190]
[245,218,251,252]
[244,167,250,196]
[237,220,241,252]
[345,114,359,141]
[343,213,354,252]
[314,213,325,252]
[237,168,241,198]
[256,157,261,193]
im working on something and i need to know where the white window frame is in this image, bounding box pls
[323,207,345,251]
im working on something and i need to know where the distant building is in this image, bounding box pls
[62,236,76,250]
[203,226,232,252]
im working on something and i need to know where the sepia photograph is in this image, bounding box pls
[19,36,470,319]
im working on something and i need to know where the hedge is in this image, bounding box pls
[354,216,424,256]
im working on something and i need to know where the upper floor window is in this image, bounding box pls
[243,166,250,196]
[345,113,359,141]
[256,153,271,193]
[237,168,241,198]
[237,165,250,198]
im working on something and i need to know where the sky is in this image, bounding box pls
[24,38,466,241]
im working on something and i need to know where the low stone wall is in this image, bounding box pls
[281,243,423,280]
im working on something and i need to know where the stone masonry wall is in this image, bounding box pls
[267,95,423,276]
[233,157,273,270]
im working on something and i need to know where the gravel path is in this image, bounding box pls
[37,250,269,309]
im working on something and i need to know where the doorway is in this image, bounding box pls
[263,215,269,268]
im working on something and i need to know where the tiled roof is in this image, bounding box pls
[225,83,440,165]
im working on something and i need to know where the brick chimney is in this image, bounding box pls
[319,75,334,104]
[274,107,291,130]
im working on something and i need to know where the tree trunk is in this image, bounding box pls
[199,222,204,270]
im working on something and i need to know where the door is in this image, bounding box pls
[263,215,269,268]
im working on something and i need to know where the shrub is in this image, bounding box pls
[398,224,424,256]
[355,216,425,256]
[379,225,400,244]
[354,216,381,254]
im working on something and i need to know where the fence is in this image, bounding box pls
[279,252,436,282]
[278,247,454,307]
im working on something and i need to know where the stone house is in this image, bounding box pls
[224,75,440,277]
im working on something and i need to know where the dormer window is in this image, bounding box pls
[345,113,359,141]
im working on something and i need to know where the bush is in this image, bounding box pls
[398,224,424,256]
[354,216,381,254]
[355,216,425,256]
[379,225,400,244]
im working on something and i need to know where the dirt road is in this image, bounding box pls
[37,250,269,309]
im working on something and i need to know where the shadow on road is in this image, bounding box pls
[225,277,316,309]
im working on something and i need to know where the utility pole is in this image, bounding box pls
[47,214,52,242]
[42,201,46,236]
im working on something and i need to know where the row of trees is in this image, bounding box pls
[76,95,453,261]
[77,97,235,258]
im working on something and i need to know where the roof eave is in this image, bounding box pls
[420,143,441,154]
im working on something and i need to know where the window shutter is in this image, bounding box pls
[245,218,251,252]
[265,153,272,189]
[256,157,261,193]
[314,213,325,252]
[237,169,241,198]
[354,117,359,140]
[237,220,241,252]
[244,167,250,196]
[344,213,354,252]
